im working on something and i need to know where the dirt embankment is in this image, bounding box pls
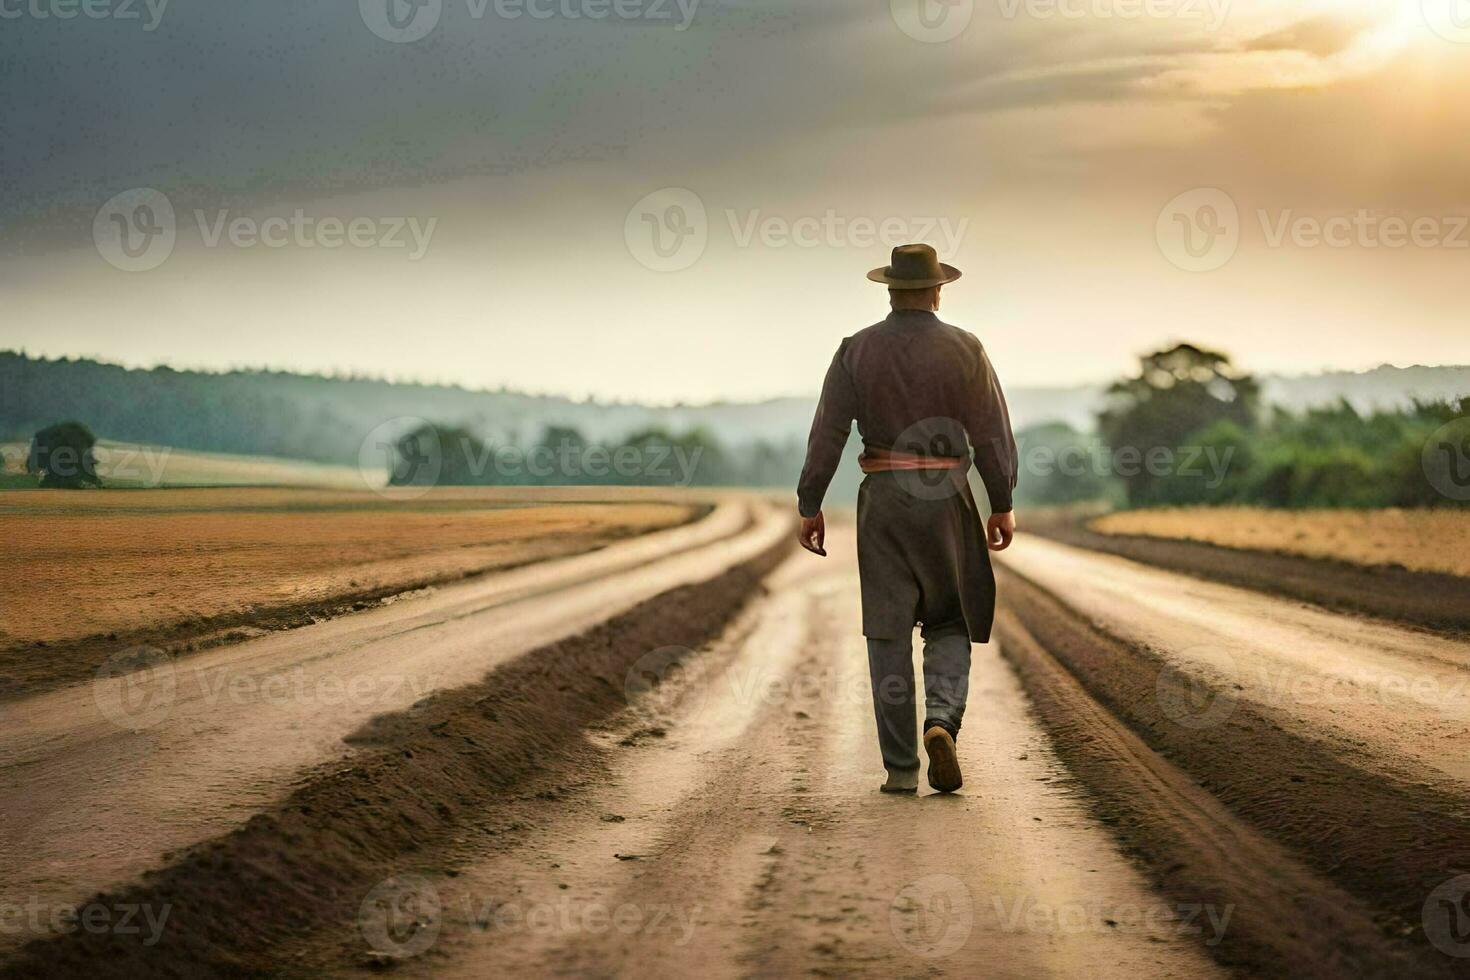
[1025,515,1470,638]
[0,531,791,979]
[1093,506,1470,578]
[995,566,1470,979]
[0,488,700,700]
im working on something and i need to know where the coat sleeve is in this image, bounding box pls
[796,341,857,518]
[962,344,1018,514]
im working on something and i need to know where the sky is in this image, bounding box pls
[2,0,1468,403]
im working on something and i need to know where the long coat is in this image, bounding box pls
[797,310,1018,643]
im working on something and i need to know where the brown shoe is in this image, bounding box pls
[923,726,962,793]
[881,768,919,794]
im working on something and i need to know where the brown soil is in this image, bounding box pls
[1092,507,1470,578]
[0,529,791,979]
[385,543,1224,980]
[1026,516,1470,638]
[995,566,1470,979]
[0,487,699,699]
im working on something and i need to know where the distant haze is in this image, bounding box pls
[4,353,1465,456]
[3,2,1469,401]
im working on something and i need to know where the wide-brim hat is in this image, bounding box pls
[867,243,962,289]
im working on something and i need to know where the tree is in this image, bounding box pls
[387,423,493,487]
[1097,344,1258,506]
[1013,422,1119,506]
[27,421,102,488]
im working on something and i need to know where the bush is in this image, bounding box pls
[26,421,101,488]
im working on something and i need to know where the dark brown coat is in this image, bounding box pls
[797,310,1018,642]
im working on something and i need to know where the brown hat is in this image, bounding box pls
[867,243,962,289]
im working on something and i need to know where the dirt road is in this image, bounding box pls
[0,497,781,955]
[5,513,1467,976]
[329,532,1226,978]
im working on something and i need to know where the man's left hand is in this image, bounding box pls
[987,511,1016,552]
[798,511,827,557]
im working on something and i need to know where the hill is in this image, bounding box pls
[3,352,1466,469]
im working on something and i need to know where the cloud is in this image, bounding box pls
[1245,14,1373,58]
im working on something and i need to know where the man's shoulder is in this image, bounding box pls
[931,318,987,356]
[933,317,982,341]
[842,316,985,355]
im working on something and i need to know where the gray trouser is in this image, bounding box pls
[866,633,971,776]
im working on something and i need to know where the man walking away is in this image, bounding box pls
[796,243,1018,795]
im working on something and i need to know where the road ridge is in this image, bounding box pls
[0,527,793,979]
[996,566,1467,978]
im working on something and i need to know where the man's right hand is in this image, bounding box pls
[987,511,1016,552]
[798,512,827,557]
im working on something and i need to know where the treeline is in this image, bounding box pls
[0,351,366,463]
[1016,344,1469,510]
[383,421,820,490]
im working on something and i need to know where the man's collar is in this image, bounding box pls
[888,308,938,319]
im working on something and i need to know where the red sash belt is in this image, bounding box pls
[858,449,968,474]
